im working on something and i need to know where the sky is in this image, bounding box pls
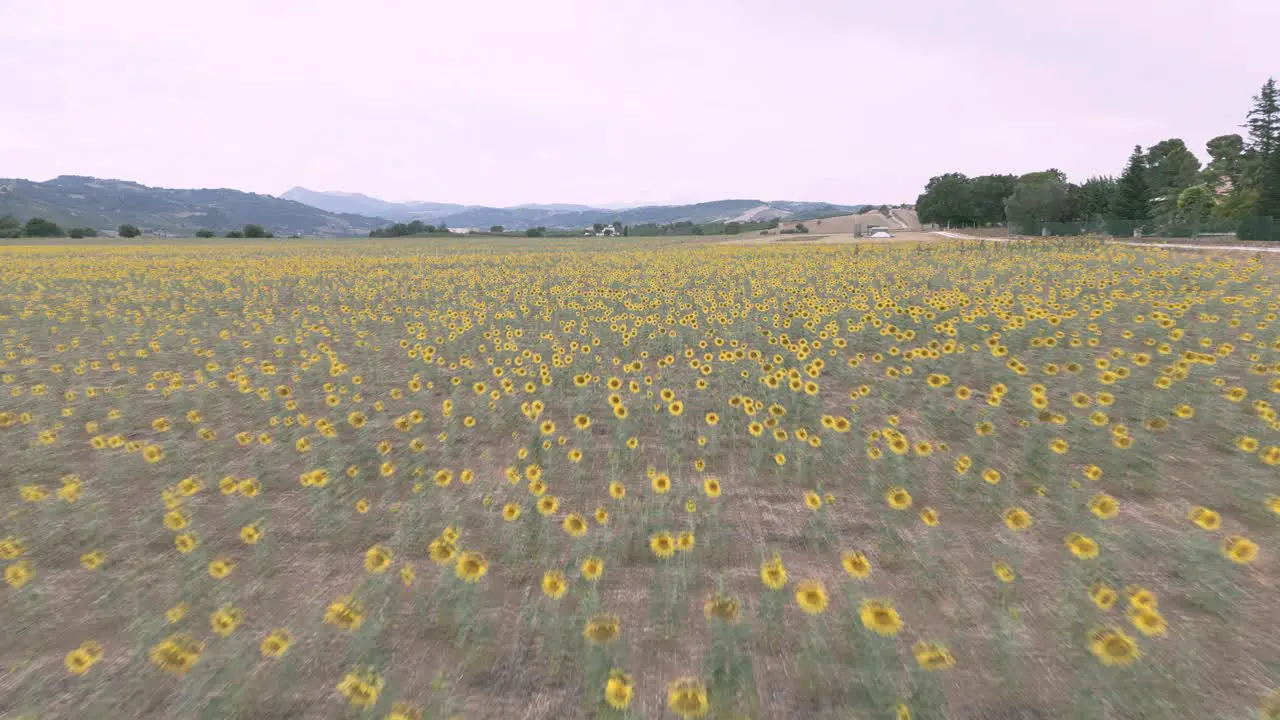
[1,0,1276,208]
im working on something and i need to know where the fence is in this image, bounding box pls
[1010,216,1278,241]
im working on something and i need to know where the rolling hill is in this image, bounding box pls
[285,187,866,231]
[0,176,385,237]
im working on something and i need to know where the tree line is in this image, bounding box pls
[0,217,278,239]
[916,78,1280,239]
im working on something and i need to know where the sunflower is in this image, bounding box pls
[583,614,620,644]
[1221,535,1259,564]
[1127,606,1167,637]
[1188,506,1221,530]
[581,556,604,581]
[455,552,488,582]
[260,628,293,657]
[427,539,457,565]
[1088,494,1119,519]
[609,481,626,500]
[1002,507,1032,531]
[1126,586,1158,610]
[886,487,912,510]
[860,599,903,636]
[920,507,940,526]
[1065,533,1100,559]
[605,669,634,710]
[760,555,788,589]
[704,593,741,623]
[502,503,521,522]
[363,544,393,573]
[336,667,385,707]
[1089,626,1141,666]
[149,633,204,675]
[676,531,696,552]
[542,570,568,599]
[208,557,235,579]
[537,495,560,516]
[1090,582,1118,610]
[804,491,822,510]
[652,473,671,494]
[667,676,710,719]
[795,580,829,615]
[982,468,1002,485]
[993,562,1015,583]
[595,507,609,524]
[210,606,242,638]
[1083,465,1103,481]
[842,551,872,579]
[324,596,365,630]
[563,513,588,537]
[913,640,955,670]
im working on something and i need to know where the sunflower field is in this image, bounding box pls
[1,237,1278,719]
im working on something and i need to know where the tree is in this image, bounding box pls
[1004,170,1071,234]
[612,220,623,233]
[67,227,97,239]
[243,224,266,238]
[490,225,504,233]
[117,224,141,238]
[969,174,1017,225]
[195,230,216,238]
[1245,77,1279,157]
[1205,134,1245,188]
[723,221,742,235]
[1176,184,1216,225]
[915,173,975,227]
[1254,143,1280,219]
[225,230,245,238]
[525,227,545,237]
[592,223,606,233]
[0,215,23,238]
[26,218,65,237]
[1112,145,1152,232]
[1144,139,1202,224]
[1076,176,1117,221]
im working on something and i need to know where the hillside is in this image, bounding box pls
[0,177,385,237]
[285,187,865,230]
[778,208,921,233]
[280,187,473,222]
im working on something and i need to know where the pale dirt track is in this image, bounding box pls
[930,230,1280,253]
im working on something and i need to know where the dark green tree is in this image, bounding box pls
[26,218,65,237]
[195,230,216,238]
[969,174,1017,225]
[1144,139,1202,224]
[1004,170,1071,234]
[490,225,504,233]
[1176,184,1216,224]
[225,230,245,238]
[243,224,266,238]
[0,215,23,238]
[1076,176,1117,221]
[525,227,545,237]
[1204,134,1245,188]
[117,224,141,238]
[915,173,975,227]
[1112,145,1152,232]
[1245,77,1279,157]
[67,227,98,239]
[1254,143,1280,219]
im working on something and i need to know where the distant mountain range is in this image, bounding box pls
[0,175,869,237]
[284,187,866,231]
[0,176,382,237]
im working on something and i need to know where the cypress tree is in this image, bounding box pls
[1112,145,1151,232]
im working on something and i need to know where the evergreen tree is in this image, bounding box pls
[1254,143,1280,219]
[1245,77,1279,157]
[1112,145,1152,231]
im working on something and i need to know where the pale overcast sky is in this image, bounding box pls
[0,0,1275,207]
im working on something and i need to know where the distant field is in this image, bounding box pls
[1,238,1277,719]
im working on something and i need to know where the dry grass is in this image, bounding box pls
[0,238,1278,720]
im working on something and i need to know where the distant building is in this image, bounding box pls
[447,227,477,234]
